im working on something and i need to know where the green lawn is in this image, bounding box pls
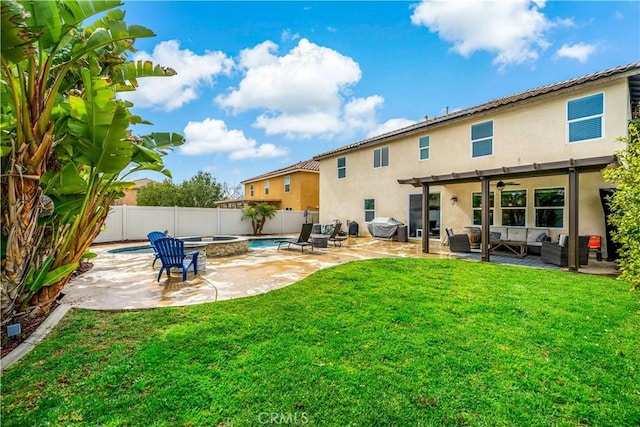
[2,258,639,426]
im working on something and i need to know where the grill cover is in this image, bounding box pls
[366,217,404,238]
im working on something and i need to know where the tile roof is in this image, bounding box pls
[314,62,640,160]
[241,159,320,183]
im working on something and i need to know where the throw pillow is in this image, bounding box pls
[489,231,502,240]
[558,234,568,247]
[535,232,547,242]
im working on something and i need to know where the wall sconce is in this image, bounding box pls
[450,195,458,205]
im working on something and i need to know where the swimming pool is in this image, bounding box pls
[107,236,282,255]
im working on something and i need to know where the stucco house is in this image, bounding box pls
[113,178,156,206]
[314,62,640,267]
[238,160,320,211]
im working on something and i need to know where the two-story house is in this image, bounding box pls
[314,62,640,264]
[240,160,320,211]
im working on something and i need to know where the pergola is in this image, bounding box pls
[397,155,616,272]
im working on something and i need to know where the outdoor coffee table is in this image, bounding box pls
[490,240,527,258]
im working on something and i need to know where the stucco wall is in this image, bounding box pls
[318,76,630,257]
[244,171,319,210]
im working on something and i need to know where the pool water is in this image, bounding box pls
[108,237,282,254]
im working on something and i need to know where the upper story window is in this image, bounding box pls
[419,136,430,160]
[249,184,254,197]
[373,146,389,168]
[472,191,495,226]
[264,180,269,195]
[284,175,290,193]
[337,156,346,179]
[568,92,604,143]
[471,120,493,158]
[534,188,565,228]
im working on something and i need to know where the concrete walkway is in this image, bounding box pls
[59,237,444,310]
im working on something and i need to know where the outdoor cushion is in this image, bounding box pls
[507,228,527,241]
[489,231,502,240]
[558,234,568,247]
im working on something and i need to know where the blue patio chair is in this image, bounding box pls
[147,231,167,268]
[154,237,199,282]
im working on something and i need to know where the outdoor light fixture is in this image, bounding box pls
[450,195,458,205]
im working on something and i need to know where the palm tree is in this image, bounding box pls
[242,203,278,235]
[1,1,182,324]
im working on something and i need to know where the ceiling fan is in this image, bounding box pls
[496,180,520,191]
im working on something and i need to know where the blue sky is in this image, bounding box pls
[119,0,640,188]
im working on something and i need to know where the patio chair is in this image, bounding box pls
[327,222,348,247]
[154,237,199,282]
[446,228,471,253]
[541,235,590,267]
[277,223,314,253]
[147,231,167,268]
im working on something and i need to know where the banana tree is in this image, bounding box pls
[1,0,183,323]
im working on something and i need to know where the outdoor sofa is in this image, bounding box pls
[489,227,551,255]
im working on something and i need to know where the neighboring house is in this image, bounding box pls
[236,160,320,211]
[113,178,156,205]
[314,62,640,261]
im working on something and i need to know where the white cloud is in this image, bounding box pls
[343,96,385,134]
[555,42,596,63]
[119,40,233,111]
[367,118,418,138]
[411,0,552,68]
[181,118,288,160]
[281,29,300,41]
[216,38,364,138]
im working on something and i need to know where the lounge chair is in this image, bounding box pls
[147,231,167,268]
[446,228,471,253]
[154,237,199,282]
[327,222,348,247]
[277,223,314,253]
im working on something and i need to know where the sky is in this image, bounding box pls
[118,0,640,188]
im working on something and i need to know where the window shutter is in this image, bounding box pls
[568,93,603,120]
[569,117,602,142]
[471,121,493,140]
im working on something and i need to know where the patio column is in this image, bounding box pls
[481,177,491,262]
[568,167,579,272]
[422,183,430,253]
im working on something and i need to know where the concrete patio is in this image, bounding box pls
[60,236,619,311]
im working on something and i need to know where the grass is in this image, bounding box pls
[2,258,639,426]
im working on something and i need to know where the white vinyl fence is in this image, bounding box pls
[94,205,319,243]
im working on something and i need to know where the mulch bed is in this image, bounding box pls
[1,262,93,359]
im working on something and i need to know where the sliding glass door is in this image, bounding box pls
[408,193,441,239]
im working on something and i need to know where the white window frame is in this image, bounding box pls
[500,189,527,227]
[284,175,290,193]
[264,180,269,195]
[373,146,389,168]
[337,156,346,179]
[567,92,604,144]
[534,187,565,229]
[419,136,430,161]
[472,191,495,226]
[249,184,254,197]
[364,198,375,222]
[470,120,493,158]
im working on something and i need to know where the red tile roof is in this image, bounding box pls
[241,160,320,183]
[314,62,640,160]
